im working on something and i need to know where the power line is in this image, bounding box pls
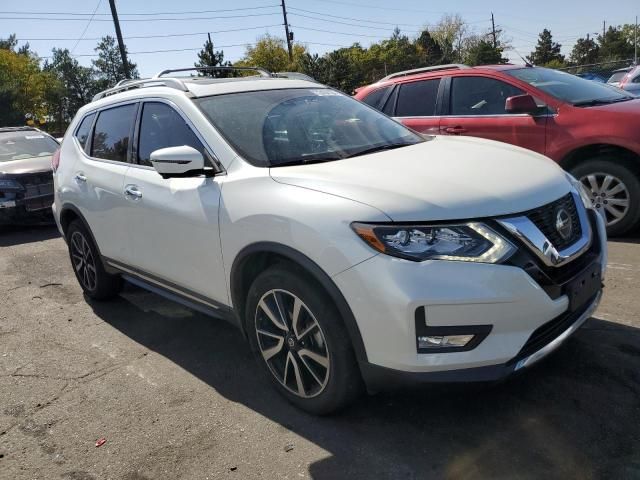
[40,42,257,59]
[0,12,282,22]
[17,25,283,42]
[288,12,422,32]
[70,0,102,53]
[288,6,425,27]
[0,5,280,16]
[291,25,387,39]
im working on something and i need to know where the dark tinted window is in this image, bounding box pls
[396,79,440,117]
[450,76,524,115]
[382,88,398,115]
[74,113,95,150]
[91,104,136,162]
[361,86,391,109]
[138,102,205,166]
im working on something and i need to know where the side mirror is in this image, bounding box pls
[150,145,205,177]
[505,94,539,114]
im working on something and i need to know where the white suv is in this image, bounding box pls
[53,67,607,414]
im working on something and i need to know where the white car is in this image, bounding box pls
[52,67,607,414]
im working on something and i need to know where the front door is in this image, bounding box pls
[441,75,547,155]
[120,101,227,306]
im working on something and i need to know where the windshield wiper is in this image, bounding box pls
[573,97,633,107]
[343,142,413,159]
[270,153,343,168]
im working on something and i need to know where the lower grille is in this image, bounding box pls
[525,193,582,250]
[509,294,597,365]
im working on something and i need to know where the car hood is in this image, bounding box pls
[269,136,571,221]
[0,155,52,175]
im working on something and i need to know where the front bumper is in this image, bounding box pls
[0,195,54,224]
[333,209,606,390]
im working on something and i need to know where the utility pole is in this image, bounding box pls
[602,20,606,38]
[108,0,130,79]
[635,15,638,64]
[281,0,293,61]
[491,12,497,49]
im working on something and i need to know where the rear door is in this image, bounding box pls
[120,100,227,305]
[441,75,547,154]
[77,102,137,263]
[391,78,442,135]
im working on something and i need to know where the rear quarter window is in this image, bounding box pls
[74,113,95,150]
[360,86,392,110]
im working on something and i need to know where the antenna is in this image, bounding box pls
[512,47,533,67]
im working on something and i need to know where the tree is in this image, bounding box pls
[527,29,564,65]
[44,48,99,130]
[464,39,507,65]
[92,36,138,89]
[195,37,231,77]
[0,48,53,126]
[570,37,599,65]
[415,30,444,66]
[431,14,467,63]
[598,26,634,61]
[0,34,18,51]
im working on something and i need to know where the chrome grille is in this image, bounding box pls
[525,193,582,250]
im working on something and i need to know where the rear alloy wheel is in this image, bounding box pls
[245,265,362,414]
[571,158,640,236]
[66,219,122,300]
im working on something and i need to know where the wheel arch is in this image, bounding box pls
[559,143,640,173]
[58,204,111,271]
[230,242,369,363]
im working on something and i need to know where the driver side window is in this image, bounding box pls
[450,76,524,116]
[137,102,206,166]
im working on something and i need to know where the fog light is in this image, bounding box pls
[418,334,475,349]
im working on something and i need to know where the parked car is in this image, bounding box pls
[0,126,58,225]
[355,64,640,235]
[576,72,606,83]
[53,67,606,414]
[607,66,633,87]
[617,65,640,95]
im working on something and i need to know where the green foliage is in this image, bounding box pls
[464,39,507,66]
[92,35,139,89]
[597,26,634,61]
[527,29,565,65]
[570,37,599,65]
[195,38,232,77]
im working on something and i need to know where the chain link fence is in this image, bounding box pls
[558,59,635,83]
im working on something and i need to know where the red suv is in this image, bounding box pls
[355,64,640,235]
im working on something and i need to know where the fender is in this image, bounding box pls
[231,241,369,363]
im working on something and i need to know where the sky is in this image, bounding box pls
[1,0,638,77]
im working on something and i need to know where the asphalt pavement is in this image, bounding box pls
[1,226,639,480]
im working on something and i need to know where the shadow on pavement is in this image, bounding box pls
[0,224,60,247]
[90,285,640,479]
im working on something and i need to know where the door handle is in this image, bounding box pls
[124,184,142,200]
[443,126,468,134]
[74,172,87,183]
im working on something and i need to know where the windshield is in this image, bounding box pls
[506,67,633,106]
[195,88,423,167]
[607,71,628,83]
[0,131,59,162]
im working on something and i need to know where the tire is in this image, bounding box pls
[570,157,640,237]
[66,219,122,300]
[245,264,362,414]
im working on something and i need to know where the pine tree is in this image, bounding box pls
[195,37,231,77]
[527,29,564,65]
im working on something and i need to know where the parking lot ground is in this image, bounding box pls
[1,226,639,480]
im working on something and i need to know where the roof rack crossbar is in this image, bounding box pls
[153,66,271,78]
[92,78,188,102]
[379,64,470,81]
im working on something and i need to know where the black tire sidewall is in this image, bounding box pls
[570,158,640,236]
[245,264,362,415]
[66,220,122,300]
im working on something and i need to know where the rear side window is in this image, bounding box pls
[74,113,95,150]
[137,102,206,166]
[395,79,440,117]
[361,86,391,110]
[450,77,524,116]
[91,104,136,162]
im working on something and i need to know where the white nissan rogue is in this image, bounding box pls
[52,67,607,414]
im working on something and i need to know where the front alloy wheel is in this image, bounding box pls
[255,289,330,398]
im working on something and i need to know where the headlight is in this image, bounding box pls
[351,222,515,263]
[0,178,23,190]
[565,172,592,209]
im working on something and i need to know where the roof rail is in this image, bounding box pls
[379,64,470,82]
[153,66,271,78]
[92,78,189,102]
